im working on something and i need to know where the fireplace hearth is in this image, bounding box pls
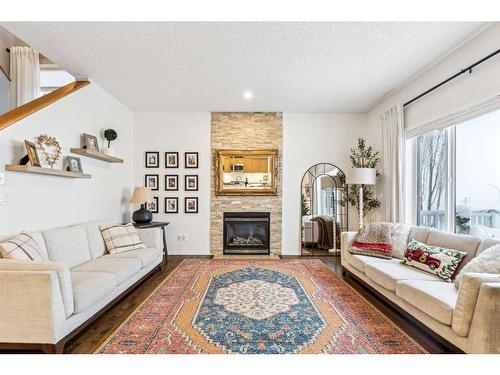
[223,212,270,254]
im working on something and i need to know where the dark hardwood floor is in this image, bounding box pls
[2,255,453,354]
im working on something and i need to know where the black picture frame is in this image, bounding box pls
[164,197,179,214]
[184,175,199,191]
[185,197,198,213]
[147,197,159,214]
[145,151,160,168]
[165,175,179,191]
[165,152,179,168]
[144,174,159,191]
[185,152,199,169]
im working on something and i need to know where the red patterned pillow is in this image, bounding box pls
[402,239,468,282]
[349,222,393,259]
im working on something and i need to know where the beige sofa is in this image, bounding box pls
[0,220,164,353]
[341,226,500,353]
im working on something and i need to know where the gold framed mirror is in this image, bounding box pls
[214,149,278,196]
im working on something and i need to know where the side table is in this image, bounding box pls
[132,221,170,262]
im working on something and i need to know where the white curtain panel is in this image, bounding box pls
[381,105,405,223]
[9,46,40,109]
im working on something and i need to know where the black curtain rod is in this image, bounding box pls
[403,47,500,108]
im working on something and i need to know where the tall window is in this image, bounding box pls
[410,108,500,237]
[416,129,448,230]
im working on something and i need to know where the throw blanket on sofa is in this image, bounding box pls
[349,222,393,259]
[311,215,338,250]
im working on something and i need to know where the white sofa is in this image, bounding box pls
[0,220,164,353]
[341,226,500,353]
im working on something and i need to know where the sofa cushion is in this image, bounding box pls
[72,256,142,285]
[365,261,439,291]
[71,271,117,313]
[401,239,468,282]
[396,280,458,325]
[99,224,146,254]
[454,245,500,287]
[106,248,162,268]
[409,226,434,244]
[426,231,480,270]
[42,224,92,268]
[85,220,112,259]
[0,232,48,261]
[348,254,398,273]
[476,238,500,257]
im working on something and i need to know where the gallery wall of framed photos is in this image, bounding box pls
[143,151,199,214]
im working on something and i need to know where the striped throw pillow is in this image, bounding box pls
[99,223,146,254]
[0,232,48,261]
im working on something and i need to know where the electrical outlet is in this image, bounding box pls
[177,233,182,241]
[182,234,188,241]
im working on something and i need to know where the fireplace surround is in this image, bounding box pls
[223,212,270,254]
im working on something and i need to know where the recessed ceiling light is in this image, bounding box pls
[243,90,253,99]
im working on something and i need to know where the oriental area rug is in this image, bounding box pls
[96,259,426,354]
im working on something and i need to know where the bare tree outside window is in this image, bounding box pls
[416,129,447,229]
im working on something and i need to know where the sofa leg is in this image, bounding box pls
[158,262,165,272]
[41,342,64,354]
[341,267,349,276]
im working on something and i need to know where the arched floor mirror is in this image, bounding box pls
[301,163,348,256]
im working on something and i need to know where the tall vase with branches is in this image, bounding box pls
[343,138,381,219]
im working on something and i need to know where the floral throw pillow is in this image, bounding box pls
[401,239,468,282]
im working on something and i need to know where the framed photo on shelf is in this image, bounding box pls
[144,174,159,191]
[24,140,41,167]
[165,175,179,191]
[66,156,83,173]
[145,151,160,168]
[185,175,198,191]
[165,197,179,214]
[185,152,198,168]
[165,152,179,168]
[147,197,159,214]
[83,133,100,151]
[185,197,198,213]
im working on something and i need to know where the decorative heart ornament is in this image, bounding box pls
[36,134,62,168]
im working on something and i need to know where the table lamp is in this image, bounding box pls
[346,168,376,228]
[130,187,154,223]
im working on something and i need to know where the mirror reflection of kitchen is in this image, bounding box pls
[221,154,273,190]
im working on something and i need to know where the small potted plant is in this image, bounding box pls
[103,128,118,156]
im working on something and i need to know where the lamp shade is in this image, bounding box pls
[130,187,154,204]
[346,168,376,185]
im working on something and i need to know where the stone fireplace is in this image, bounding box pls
[223,212,270,254]
[211,112,282,255]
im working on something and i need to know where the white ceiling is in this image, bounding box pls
[2,22,488,112]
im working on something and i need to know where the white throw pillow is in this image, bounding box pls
[455,244,500,288]
[391,223,411,259]
[0,232,48,261]
[99,223,146,254]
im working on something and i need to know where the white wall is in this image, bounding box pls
[368,23,500,132]
[366,23,500,224]
[282,113,381,255]
[133,112,379,256]
[133,112,211,255]
[0,83,134,235]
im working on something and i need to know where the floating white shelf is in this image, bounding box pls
[5,165,91,179]
[70,148,124,163]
